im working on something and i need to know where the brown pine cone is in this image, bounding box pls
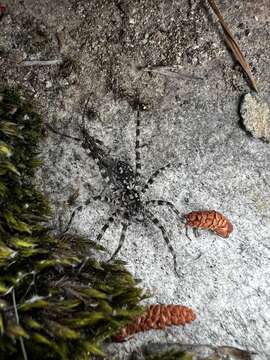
[185,210,233,238]
[113,304,196,342]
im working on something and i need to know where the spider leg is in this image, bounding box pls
[96,211,118,242]
[88,184,111,204]
[81,133,113,186]
[109,214,129,261]
[146,210,181,278]
[185,226,202,259]
[62,205,83,234]
[90,194,111,203]
[141,163,172,194]
[79,107,114,187]
[145,199,183,221]
[135,110,142,183]
[193,228,200,238]
[46,98,90,142]
[185,225,193,242]
[81,97,91,129]
[62,192,112,234]
[46,123,81,142]
[62,174,124,237]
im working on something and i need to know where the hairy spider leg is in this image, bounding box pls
[185,225,193,242]
[46,123,81,142]
[62,205,83,234]
[141,163,172,194]
[145,199,186,234]
[62,194,112,234]
[96,211,119,242]
[46,97,90,142]
[145,199,181,219]
[147,203,202,259]
[135,110,142,183]
[86,184,113,204]
[146,210,181,278]
[184,217,200,241]
[47,110,112,187]
[91,194,111,203]
[81,97,90,129]
[193,228,200,237]
[81,132,114,186]
[184,226,202,260]
[109,213,130,261]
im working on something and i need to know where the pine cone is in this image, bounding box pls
[113,304,196,342]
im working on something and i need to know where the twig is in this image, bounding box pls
[143,66,204,81]
[12,289,28,360]
[19,59,63,67]
[207,0,258,92]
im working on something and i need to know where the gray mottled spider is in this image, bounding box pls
[48,101,183,276]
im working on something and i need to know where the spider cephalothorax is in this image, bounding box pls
[56,106,182,276]
[113,160,137,189]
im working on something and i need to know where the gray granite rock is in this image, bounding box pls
[1,1,270,359]
[240,93,270,141]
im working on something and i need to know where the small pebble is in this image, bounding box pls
[46,80,53,89]
[240,93,270,141]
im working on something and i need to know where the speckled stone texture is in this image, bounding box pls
[1,1,270,359]
[240,93,270,141]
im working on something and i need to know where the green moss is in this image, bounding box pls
[0,89,145,359]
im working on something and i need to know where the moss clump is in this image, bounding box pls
[0,89,145,359]
[143,350,193,360]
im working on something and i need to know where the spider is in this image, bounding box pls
[48,101,183,277]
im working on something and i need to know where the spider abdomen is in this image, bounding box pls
[185,210,233,238]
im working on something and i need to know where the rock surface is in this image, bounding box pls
[1,1,270,359]
[240,93,270,141]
